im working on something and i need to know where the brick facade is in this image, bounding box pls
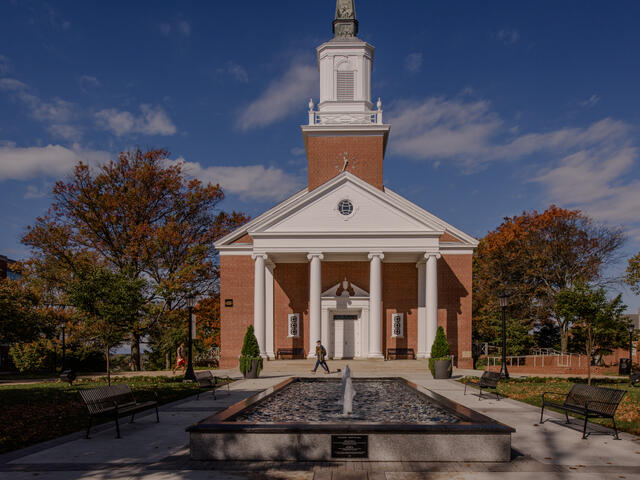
[220,256,474,368]
[306,135,385,191]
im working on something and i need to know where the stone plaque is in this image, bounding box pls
[331,435,368,459]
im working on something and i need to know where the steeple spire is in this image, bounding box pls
[333,0,358,38]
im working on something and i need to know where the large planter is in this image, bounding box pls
[433,358,452,379]
[243,358,261,379]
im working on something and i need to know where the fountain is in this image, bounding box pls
[187,376,514,462]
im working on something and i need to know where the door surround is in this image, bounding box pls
[321,297,370,359]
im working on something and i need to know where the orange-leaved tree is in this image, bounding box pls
[473,205,624,354]
[22,149,248,369]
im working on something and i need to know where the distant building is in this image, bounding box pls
[624,308,640,330]
[0,255,21,281]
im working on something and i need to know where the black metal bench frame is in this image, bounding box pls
[631,372,640,387]
[540,384,626,439]
[385,348,416,360]
[276,348,305,359]
[194,370,231,400]
[79,384,159,439]
[464,371,501,400]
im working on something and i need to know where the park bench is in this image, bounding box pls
[79,384,159,439]
[59,369,76,386]
[463,371,502,400]
[194,370,231,400]
[276,348,305,359]
[631,373,640,387]
[540,384,626,439]
[386,348,416,360]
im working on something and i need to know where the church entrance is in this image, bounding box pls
[333,313,360,359]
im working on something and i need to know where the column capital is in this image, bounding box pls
[307,252,324,261]
[424,252,441,260]
[368,252,385,260]
[252,253,268,261]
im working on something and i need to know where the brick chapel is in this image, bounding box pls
[215,0,478,369]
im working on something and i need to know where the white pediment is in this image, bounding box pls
[259,174,440,234]
[322,280,369,298]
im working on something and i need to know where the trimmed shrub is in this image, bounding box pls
[9,338,56,373]
[428,326,451,376]
[239,325,262,375]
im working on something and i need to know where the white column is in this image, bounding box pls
[307,253,324,358]
[252,253,268,358]
[425,253,441,357]
[368,252,384,359]
[416,260,427,358]
[265,261,275,360]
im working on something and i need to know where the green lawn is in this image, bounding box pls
[460,376,640,436]
[0,376,207,455]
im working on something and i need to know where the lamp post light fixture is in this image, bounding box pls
[498,293,510,379]
[184,294,197,382]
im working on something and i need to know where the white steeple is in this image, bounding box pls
[308,0,382,126]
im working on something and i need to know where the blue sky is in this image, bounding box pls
[1,0,639,311]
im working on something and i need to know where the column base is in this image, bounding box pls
[265,353,275,360]
[307,353,316,359]
[367,353,385,359]
[416,353,429,359]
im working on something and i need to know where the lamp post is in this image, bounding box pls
[498,293,510,379]
[184,295,197,382]
[52,304,68,372]
[629,322,635,378]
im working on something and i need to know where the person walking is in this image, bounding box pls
[172,342,186,374]
[311,340,330,374]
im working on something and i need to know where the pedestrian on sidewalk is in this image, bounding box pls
[311,340,330,374]
[172,342,186,374]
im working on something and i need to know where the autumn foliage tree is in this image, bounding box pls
[22,149,248,369]
[625,252,640,295]
[473,205,624,354]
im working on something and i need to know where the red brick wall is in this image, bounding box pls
[306,136,384,191]
[383,263,419,354]
[232,234,252,244]
[219,255,254,368]
[321,262,370,292]
[274,263,309,355]
[438,255,473,368]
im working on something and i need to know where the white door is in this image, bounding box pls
[334,314,358,359]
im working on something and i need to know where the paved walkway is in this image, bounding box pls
[1,360,639,479]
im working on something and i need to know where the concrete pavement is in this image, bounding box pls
[1,360,639,479]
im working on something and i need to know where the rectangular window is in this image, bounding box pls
[391,313,404,338]
[288,313,300,338]
[336,71,355,101]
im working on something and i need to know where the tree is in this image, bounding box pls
[239,325,262,376]
[23,149,248,369]
[0,279,56,345]
[428,326,450,376]
[556,283,627,384]
[474,205,624,354]
[625,252,640,295]
[68,266,146,384]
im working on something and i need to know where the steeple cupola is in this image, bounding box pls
[302,0,390,192]
[333,0,358,38]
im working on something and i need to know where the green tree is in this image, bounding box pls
[556,283,627,384]
[68,267,146,384]
[22,149,248,370]
[474,206,624,354]
[625,252,640,295]
[429,326,450,376]
[239,325,262,375]
[0,279,55,344]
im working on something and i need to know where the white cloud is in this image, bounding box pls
[159,20,191,37]
[579,94,600,108]
[497,29,520,45]
[217,61,249,83]
[24,184,49,199]
[79,75,101,92]
[159,22,172,36]
[0,77,80,139]
[236,62,317,131]
[170,158,303,201]
[290,147,306,156]
[405,53,423,73]
[0,144,110,181]
[95,104,177,136]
